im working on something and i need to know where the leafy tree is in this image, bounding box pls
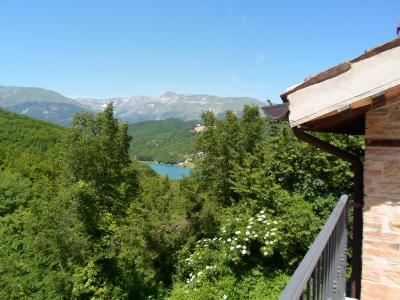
[169,192,314,299]
[65,103,138,236]
[196,105,264,205]
[0,104,364,299]
[0,170,33,216]
[65,103,140,299]
[0,177,85,299]
[169,106,362,299]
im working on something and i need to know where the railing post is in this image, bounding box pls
[279,195,349,300]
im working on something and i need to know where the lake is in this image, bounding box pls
[144,162,192,180]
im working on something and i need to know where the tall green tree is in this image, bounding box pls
[196,105,264,205]
[65,103,140,299]
[65,103,138,236]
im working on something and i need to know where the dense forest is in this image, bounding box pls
[127,118,197,164]
[0,105,362,299]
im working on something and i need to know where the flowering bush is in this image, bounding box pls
[169,209,283,299]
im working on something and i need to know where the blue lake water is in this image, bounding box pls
[144,162,192,180]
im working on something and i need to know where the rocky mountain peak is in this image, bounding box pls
[161,91,178,98]
[0,85,266,126]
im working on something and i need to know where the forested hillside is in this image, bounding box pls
[0,108,64,216]
[0,106,362,299]
[128,118,197,163]
[0,108,63,151]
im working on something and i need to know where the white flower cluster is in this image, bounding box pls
[183,208,280,287]
[184,265,217,284]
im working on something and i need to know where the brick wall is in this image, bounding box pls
[362,91,400,300]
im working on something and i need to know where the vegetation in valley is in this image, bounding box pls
[0,105,362,299]
[127,118,198,164]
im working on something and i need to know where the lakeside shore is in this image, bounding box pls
[139,160,194,168]
[141,161,192,180]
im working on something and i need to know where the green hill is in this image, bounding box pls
[128,118,198,163]
[0,108,65,216]
[0,108,64,163]
[0,108,197,166]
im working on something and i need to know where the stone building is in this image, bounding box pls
[264,38,400,299]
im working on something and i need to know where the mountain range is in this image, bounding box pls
[0,85,264,126]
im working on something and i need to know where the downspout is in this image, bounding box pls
[293,127,363,299]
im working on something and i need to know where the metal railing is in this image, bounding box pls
[279,195,349,300]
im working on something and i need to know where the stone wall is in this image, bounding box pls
[362,90,400,300]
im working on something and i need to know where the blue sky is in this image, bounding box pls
[1,0,399,102]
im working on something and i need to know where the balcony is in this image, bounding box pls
[279,195,353,300]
